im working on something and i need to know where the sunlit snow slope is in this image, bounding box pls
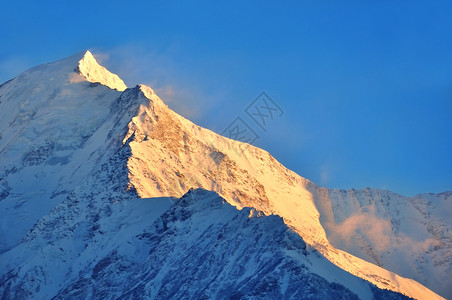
[0,51,448,299]
[124,84,448,299]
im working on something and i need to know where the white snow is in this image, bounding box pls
[0,52,122,252]
[0,50,448,300]
[123,83,446,300]
[313,188,452,298]
[77,50,127,91]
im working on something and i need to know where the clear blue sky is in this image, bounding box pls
[1,1,451,196]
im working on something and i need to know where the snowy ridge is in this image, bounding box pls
[124,83,445,299]
[77,50,127,91]
[0,51,448,299]
[313,188,452,299]
[0,181,408,299]
[0,52,123,253]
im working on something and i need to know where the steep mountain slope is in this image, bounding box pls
[0,52,127,253]
[123,84,447,299]
[313,188,452,299]
[0,178,407,300]
[0,51,447,299]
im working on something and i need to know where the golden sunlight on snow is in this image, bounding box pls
[122,84,444,300]
[77,51,127,91]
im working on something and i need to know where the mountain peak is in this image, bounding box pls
[77,50,127,91]
[0,50,448,300]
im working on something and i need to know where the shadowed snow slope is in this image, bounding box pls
[0,51,448,299]
[313,188,452,299]
[0,185,408,300]
[0,51,127,253]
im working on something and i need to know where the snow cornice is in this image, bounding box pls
[77,51,127,92]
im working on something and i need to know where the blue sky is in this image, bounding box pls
[1,1,451,196]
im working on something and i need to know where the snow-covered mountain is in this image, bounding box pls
[0,52,128,254]
[314,188,452,299]
[0,51,449,299]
